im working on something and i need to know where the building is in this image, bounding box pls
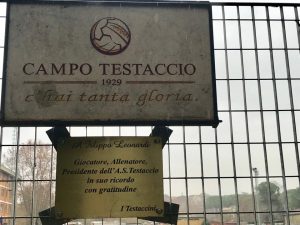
[0,166,14,225]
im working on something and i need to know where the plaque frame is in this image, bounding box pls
[1,0,219,127]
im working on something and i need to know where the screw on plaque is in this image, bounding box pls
[156,208,163,214]
[154,139,161,144]
[56,211,63,218]
[57,139,66,147]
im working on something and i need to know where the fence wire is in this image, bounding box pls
[0,2,299,225]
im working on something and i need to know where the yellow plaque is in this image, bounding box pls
[55,137,164,218]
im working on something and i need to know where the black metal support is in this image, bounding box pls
[46,126,70,150]
[148,127,179,224]
[39,207,71,225]
[40,126,177,225]
[150,125,173,148]
[140,202,179,225]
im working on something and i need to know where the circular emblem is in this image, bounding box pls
[90,17,131,55]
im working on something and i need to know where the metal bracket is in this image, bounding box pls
[46,126,70,150]
[39,207,71,225]
[150,125,173,148]
[140,202,179,225]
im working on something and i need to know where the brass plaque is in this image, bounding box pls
[55,137,164,218]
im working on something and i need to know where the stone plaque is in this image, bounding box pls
[55,137,164,218]
[2,1,218,126]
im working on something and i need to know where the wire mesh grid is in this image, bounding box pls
[0,1,299,225]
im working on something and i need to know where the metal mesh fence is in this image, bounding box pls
[0,1,300,225]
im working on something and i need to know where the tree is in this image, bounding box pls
[205,195,221,212]
[287,187,300,210]
[4,140,56,225]
[256,181,284,223]
[201,221,210,225]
